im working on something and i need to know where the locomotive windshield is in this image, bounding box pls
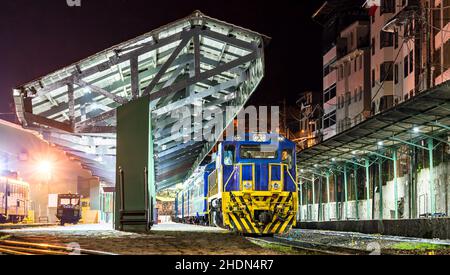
[239,144,278,159]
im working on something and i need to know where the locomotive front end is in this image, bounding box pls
[219,134,298,235]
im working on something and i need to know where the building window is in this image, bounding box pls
[346,92,352,106]
[372,37,376,55]
[394,63,399,84]
[381,0,395,15]
[359,55,363,70]
[354,58,358,72]
[380,31,393,49]
[359,87,363,101]
[404,56,409,78]
[409,50,414,74]
[354,88,358,102]
[323,111,336,128]
[324,85,336,102]
[380,62,394,81]
[372,69,376,88]
[445,41,450,70]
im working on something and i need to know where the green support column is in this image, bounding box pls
[365,159,370,220]
[334,174,339,220]
[378,158,383,220]
[326,172,331,221]
[299,178,303,222]
[393,148,398,220]
[428,138,435,215]
[311,175,315,221]
[354,163,359,219]
[115,96,154,232]
[344,165,348,220]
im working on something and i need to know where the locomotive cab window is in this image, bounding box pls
[239,144,278,159]
[223,145,235,165]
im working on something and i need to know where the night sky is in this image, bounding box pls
[0,0,324,122]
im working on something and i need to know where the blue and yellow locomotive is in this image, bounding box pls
[175,133,298,235]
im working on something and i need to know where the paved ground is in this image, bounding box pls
[283,229,450,255]
[0,223,291,255]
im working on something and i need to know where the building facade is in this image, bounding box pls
[301,0,450,225]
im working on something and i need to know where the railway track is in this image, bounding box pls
[0,239,117,255]
[247,236,373,255]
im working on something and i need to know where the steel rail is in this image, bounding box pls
[247,236,372,255]
[0,240,117,255]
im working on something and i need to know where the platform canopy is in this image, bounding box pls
[13,11,269,190]
[298,81,450,171]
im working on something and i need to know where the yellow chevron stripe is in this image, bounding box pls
[271,221,282,234]
[229,213,243,232]
[278,215,293,234]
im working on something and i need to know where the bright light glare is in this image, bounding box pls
[377,141,384,146]
[38,160,53,177]
[413,127,420,133]
[332,158,336,162]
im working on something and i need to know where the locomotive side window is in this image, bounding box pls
[223,145,235,165]
[239,145,278,159]
[281,149,293,169]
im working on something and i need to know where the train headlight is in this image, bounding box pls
[272,183,280,191]
[278,136,285,141]
[243,182,253,190]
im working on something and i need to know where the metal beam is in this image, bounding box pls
[148,51,257,101]
[75,79,128,104]
[143,32,193,96]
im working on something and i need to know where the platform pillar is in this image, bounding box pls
[311,175,315,221]
[326,172,331,221]
[393,148,398,219]
[343,165,348,220]
[354,163,359,220]
[428,138,435,215]
[115,96,155,232]
[365,159,370,220]
[299,178,303,222]
[378,157,383,220]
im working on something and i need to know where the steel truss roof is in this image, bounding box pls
[298,81,450,173]
[13,11,270,189]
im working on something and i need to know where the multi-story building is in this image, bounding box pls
[314,0,449,138]
[432,0,450,85]
[334,21,372,133]
[313,0,370,140]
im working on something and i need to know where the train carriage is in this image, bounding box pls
[0,176,30,223]
[175,133,298,235]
